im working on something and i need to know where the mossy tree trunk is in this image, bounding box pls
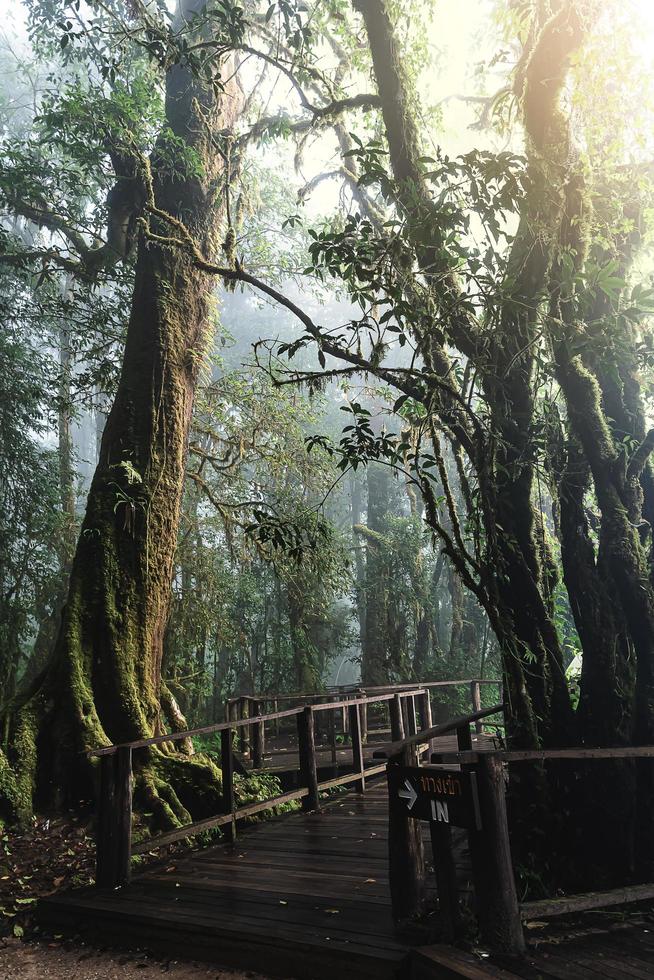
[352,0,582,751]
[539,166,654,880]
[1,4,241,825]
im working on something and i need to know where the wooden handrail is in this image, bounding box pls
[520,883,654,919]
[311,688,425,712]
[372,703,504,759]
[243,678,500,702]
[356,679,500,692]
[503,745,654,761]
[90,705,304,756]
[427,744,654,764]
[90,687,427,756]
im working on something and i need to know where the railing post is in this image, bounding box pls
[406,695,418,737]
[457,720,472,753]
[349,702,365,793]
[417,690,432,732]
[328,707,337,767]
[468,752,525,955]
[387,743,424,926]
[360,696,368,745]
[238,696,248,754]
[221,727,236,842]
[430,813,460,941]
[297,705,319,811]
[390,692,405,741]
[96,746,132,889]
[251,698,264,768]
[471,681,483,735]
[430,743,461,942]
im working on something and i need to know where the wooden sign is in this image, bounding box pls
[387,764,482,830]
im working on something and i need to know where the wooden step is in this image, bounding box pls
[411,946,523,980]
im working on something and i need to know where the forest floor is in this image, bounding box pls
[0,814,276,978]
[0,811,96,940]
[0,937,271,979]
[0,809,217,939]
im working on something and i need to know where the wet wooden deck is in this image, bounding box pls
[414,929,654,979]
[40,782,412,979]
[495,920,654,979]
[38,736,654,980]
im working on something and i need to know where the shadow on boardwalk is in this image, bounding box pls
[39,778,654,980]
[40,783,412,980]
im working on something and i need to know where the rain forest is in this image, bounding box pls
[2,0,654,977]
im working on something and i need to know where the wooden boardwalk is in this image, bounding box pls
[39,780,654,980]
[40,782,412,979]
[254,731,471,779]
[37,685,654,980]
[38,775,654,980]
[413,928,654,979]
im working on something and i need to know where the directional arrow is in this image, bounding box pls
[398,778,417,811]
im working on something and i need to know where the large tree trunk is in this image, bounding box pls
[543,169,654,880]
[351,0,582,752]
[1,5,240,825]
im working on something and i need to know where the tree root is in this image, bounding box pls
[134,749,222,833]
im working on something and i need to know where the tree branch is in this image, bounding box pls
[627,429,654,482]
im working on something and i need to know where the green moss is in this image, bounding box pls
[0,698,42,824]
[0,749,21,823]
[0,110,231,822]
[565,357,617,468]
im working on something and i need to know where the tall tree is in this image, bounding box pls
[1,0,243,824]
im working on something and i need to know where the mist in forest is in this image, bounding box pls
[3,0,654,910]
[0,0,502,734]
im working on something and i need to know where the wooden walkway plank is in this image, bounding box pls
[40,898,407,980]
[148,870,391,903]
[123,880,397,936]
[39,769,654,980]
[39,780,411,980]
[413,947,518,979]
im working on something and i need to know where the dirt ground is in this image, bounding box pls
[0,938,275,980]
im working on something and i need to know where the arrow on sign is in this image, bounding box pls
[398,778,417,811]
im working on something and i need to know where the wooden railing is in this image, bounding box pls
[224,677,503,757]
[384,729,654,957]
[379,704,511,945]
[91,684,439,891]
[498,747,654,930]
